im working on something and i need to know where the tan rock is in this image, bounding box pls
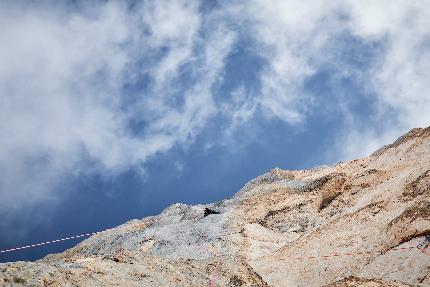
[1,127,430,286]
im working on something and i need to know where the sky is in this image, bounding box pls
[1,0,429,262]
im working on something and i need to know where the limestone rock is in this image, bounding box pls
[1,127,430,286]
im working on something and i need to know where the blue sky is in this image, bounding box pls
[1,0,429,262]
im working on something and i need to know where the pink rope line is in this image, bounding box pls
[206,243,428,285]
[208,249,222,287]
[421,245,430,257]
[274,245,418,261]
[0,210,205,255]
[0,232,101,254]
[0,221,149,254]
[208,261,221,287]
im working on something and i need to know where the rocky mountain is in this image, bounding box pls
[1,127,430,287]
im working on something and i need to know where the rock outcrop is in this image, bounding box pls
[1,127,430,286]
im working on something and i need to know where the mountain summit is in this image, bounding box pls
[1,128,430,286]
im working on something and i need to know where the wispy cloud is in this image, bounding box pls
[228,0,430,160]
[0,1,235,225]
[332,1,430,159]
[0,0,429,228]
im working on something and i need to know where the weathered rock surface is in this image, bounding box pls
[1,127,430,286]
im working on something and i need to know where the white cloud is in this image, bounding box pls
[0,2,132,219]
[228,0,430,160]
[0,0,236,225]
[336,1,430,159]
[141,1,200,87]
[220,86,258,136]
[1,0,429,228]
[235,0,344,124]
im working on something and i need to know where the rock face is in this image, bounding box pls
[1,127,430,287]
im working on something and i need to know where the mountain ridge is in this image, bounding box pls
[1,127,430,286]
